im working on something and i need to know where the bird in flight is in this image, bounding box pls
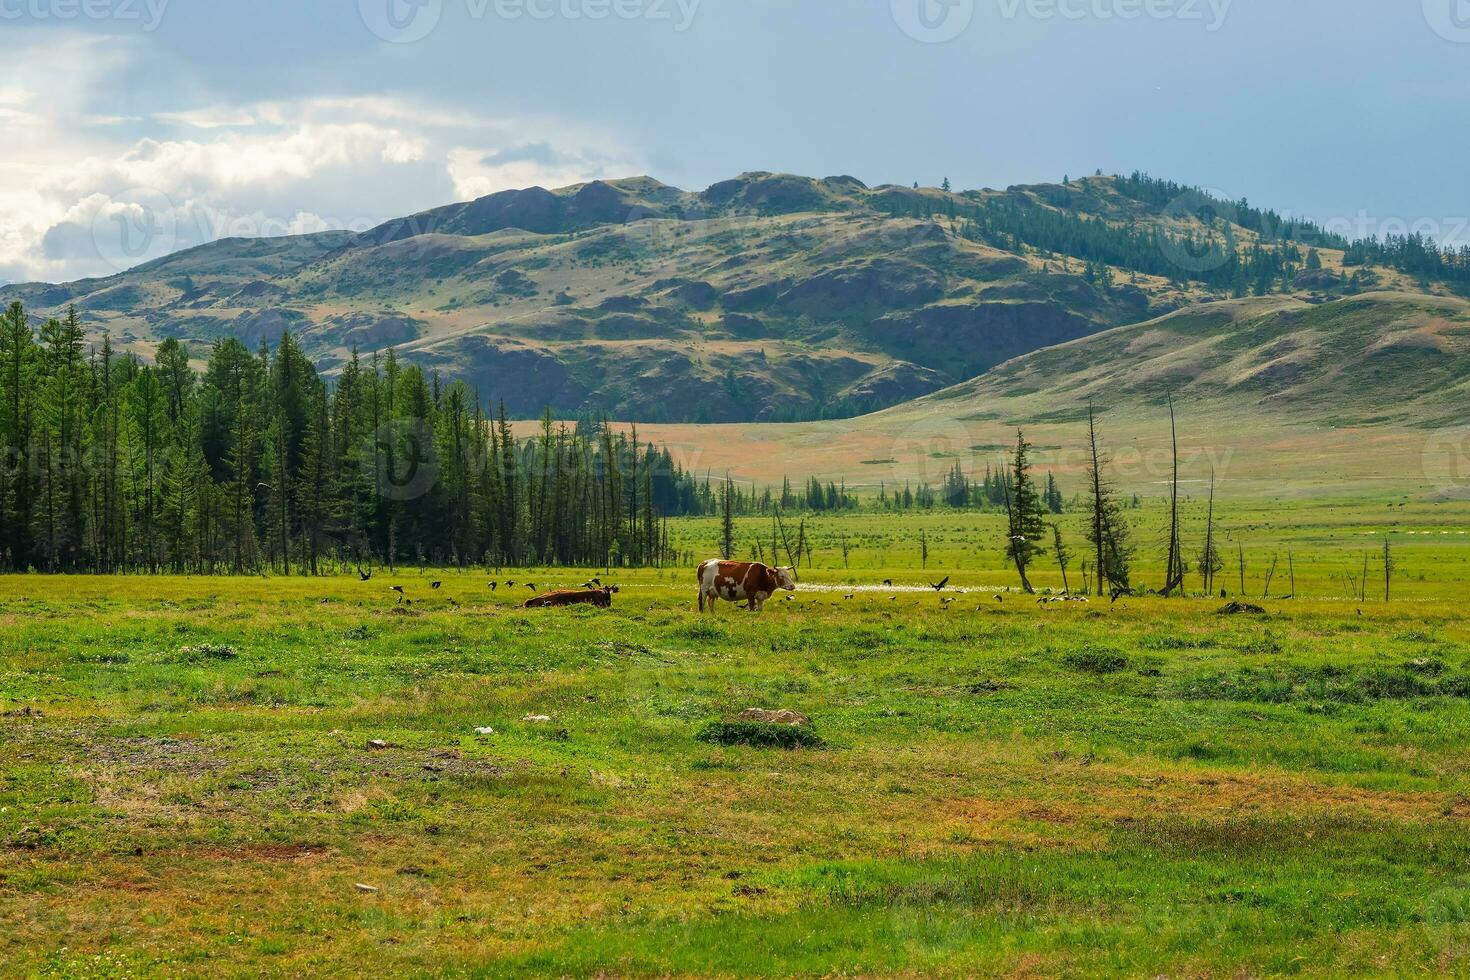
[488,582,498,591]
[359,569,372,582]
[931,577,950,591]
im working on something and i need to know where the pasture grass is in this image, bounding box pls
[3,510,1470,975]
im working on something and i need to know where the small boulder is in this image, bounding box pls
[1218,601,1267,616]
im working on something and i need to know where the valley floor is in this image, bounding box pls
[2,510,1470,975]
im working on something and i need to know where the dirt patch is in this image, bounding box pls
[192,843,326,862]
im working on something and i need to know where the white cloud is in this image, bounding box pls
[0,31,645,285]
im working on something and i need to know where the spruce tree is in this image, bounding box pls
[1004,430,1048,594]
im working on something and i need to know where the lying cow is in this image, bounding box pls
[523,587,615,609]
[697,560,796,612]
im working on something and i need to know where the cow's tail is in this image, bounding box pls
[696,561,707,612]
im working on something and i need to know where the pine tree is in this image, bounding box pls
[720,473,734,559]
[1084,403,1132,595]
[1003,430,1048,593]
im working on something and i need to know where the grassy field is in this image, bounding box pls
[3,511,1470,976]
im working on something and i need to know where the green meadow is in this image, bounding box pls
[3,506,1470,976]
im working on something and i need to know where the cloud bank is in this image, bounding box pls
[0,31,644,284]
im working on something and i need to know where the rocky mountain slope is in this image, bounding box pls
[0,174,1219,422]
[2,172,1446,424]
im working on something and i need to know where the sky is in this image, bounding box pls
[1,0,1467,283]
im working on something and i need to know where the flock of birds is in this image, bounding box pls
[358,568,1084,611]
[362,570,612,607]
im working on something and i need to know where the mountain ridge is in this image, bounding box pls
[2,171,1454,424]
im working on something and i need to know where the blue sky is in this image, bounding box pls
[2,0,1467,282]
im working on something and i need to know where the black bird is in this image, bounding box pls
[931,576,950,591]
[506,580,515,587]
[389,585,405,604]
[359,569,372,582]
[883,579,893,587]
[488,582,498,591]
[995,595,1003,604]
[527,583,537,592]
[431,581,442,590]
[589,577,601,586]
[844,594,855,600]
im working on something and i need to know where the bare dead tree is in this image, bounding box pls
[1163,393,1186,596]
[1051,523,1073,595]
[1383,539,1392,602]
[1198,468,1222,594]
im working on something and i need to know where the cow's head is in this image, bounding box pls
[774,566,798,591]
[594,587,614,607]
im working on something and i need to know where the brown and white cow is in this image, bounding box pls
[523,587,615,609]
[697,560,797,612]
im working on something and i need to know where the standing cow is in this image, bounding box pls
[697,560,797,612]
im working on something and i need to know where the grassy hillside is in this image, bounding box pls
[6,172,1441,424]
[622,291,1470,498]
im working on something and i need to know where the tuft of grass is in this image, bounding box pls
[1062,646,1129,674]
[696,721,826,749]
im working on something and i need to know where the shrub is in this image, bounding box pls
[696,721,825,750]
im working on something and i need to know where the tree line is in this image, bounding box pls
[0,301,782,574]
[878,171,1469,297]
